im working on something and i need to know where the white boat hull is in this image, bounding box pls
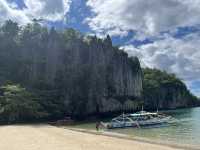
[106,115,172,129]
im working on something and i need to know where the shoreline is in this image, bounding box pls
[64,127,200,150]
[0,124,199,150]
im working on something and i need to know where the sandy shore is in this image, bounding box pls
[0,125,187,150]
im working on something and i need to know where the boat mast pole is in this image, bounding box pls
[141,105,144,114]
[123,112,125,124]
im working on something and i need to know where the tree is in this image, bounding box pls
[142,68,199,109]
[104,35,112,46]
[0,84,47,123]
[0,20,20,83]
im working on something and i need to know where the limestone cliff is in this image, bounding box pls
[15,30,143,116]
[58,35,143,115]
[143,68,199,110]
[1,21,199,121]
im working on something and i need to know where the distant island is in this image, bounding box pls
[0,20,199,124]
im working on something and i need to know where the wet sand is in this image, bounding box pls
[0,125,185,150]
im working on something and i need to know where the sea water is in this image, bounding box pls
[71,107,200,147]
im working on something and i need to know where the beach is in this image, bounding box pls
[0,125,186,150]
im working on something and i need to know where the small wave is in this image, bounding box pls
[177,118,194,123]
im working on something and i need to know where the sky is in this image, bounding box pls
[1,0,200,97]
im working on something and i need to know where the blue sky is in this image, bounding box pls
[1,0,200,97]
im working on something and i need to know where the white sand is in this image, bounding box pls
[0,125,183,150]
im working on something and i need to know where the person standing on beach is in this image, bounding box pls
[96,121,100,131]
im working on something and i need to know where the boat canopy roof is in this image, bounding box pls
[128,111,158,117]
[112,111,160,121]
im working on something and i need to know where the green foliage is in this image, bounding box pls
[0,20,198,123]
[143,68,199,109]
[1,20,137,121]
[0,84,47,123]
[63,28,82,42]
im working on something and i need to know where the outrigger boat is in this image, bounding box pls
[104,110,173,129]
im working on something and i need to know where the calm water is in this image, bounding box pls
[72,107,200,147]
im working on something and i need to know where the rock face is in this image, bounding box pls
[2,21,198,119]
[143,68,199,110]
[157,87,194,109]
[4,29,143,116]
[1,22,199,120]
[56,36,143,115]
[146,86,197,109]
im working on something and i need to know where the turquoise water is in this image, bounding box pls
[71,107,200,147]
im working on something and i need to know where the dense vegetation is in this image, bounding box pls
[143,68,200,110]
[0,20,142,123]
[0,20,199,124]
[0,20,74,122]
[0,84,47,123]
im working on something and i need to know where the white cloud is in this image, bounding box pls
[24,0,71,21]
[0,0,30,24]
[86,0,200,96]
[86,0,200,38]
[121,33,200,96]
[0,0,71,24]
